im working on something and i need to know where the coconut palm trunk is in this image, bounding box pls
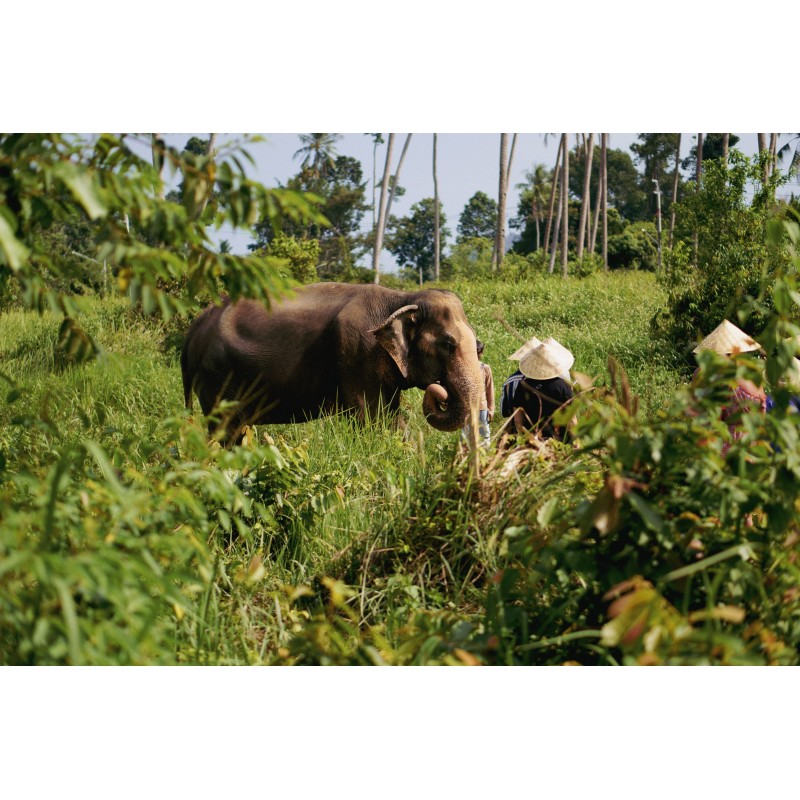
[373,133,395,284]
[601,133,608,271]
[385,134,412,231]
[696,133,704,183]
[668,133,681,249]
[548,173,563,275]
[561,133,569,277]
[769,133,779,182]
[433,133,440,282]
[493,133,510,271]
[543,135,563,259]
[576,134,594,261]
[693,134,703,266]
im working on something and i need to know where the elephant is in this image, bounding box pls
[181,282,483,443]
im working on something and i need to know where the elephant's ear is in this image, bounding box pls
[369,304,418,379]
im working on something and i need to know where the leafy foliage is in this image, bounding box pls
[652,151,791,356]
[387,198,449,282]
[457,191,498,242]
[253,233,321,284]
[0,133,327,324]
[251,153,368,280]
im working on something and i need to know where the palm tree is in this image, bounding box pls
[769,133,779,180]
[696,133,704,183]
[373,134,395,284]
[367,134,384,229]
[693,134,703,266]
[516,164,550,251]
[385,134,413,234]
[548,177,562,275]
[543,135,563,259]
[293,133,342,180]
[601,133,608,270]
[561,133,569,277]
[778,134,800,176]
[493,133,510,271]
[668,133,681,248]
[576,134,594,261]
[433,133,440,281]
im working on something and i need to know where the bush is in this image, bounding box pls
[256,233,320,284]
[607,222,659,271]
[651,152,792,355]
[445,236,494,279]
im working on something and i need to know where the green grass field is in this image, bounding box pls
[1,271,732,665]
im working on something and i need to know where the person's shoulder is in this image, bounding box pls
[553,377,574,397]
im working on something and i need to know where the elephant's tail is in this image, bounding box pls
[180,339,192,412]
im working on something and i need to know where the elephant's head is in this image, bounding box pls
[370,290,483,432]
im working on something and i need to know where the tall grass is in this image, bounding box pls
[0,271,680,665]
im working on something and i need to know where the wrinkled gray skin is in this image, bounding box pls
[181,282,482,443]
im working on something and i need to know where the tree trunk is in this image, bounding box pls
[433,133,440,282]
[493,133,510,271]
[543,135,563,258]
[758,133,767,182]
[601,133,608,271]
[693,134,703,266]
[589,185,600,254]
[769,133,779,182]
[373,133,395,284]
[385,134,412,232]
[668,133,681,249]
[151,134,165,200]
[576,133,594,261]
[372,137,379,230]
[722,132,729,165]
[549,173,563,274]
[198,133,218,217]
[561,133,569,277]
[506,133,518,186]
[696,133,704,183]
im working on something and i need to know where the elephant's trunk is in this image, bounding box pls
[422,379,479,432]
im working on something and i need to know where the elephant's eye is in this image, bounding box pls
[439,336,457,355]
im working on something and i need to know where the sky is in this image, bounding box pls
[159,131,792,269]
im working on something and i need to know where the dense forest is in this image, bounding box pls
[2,132,800,669]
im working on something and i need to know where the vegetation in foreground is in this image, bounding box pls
[4,260,800,665]
[3,132,800,665]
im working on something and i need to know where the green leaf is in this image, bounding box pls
[626,492,663,533]
[0,209,30,272]
[536,497,561,527]
[52,161,107,220]
[54,579,83,666]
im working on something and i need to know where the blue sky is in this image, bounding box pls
[160,132,784,270]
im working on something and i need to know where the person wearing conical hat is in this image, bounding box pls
[508,335,542,362]
[693,319,759,357]
[693,320,766,457]
[500,337,574,443]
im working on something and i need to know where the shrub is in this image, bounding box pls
[256,233,320,284]
[651,151,792,355]
[607,222,659,271]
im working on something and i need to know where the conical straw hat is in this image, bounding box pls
[693,320,759,355]
[519,337,574,380]
[508,335,543,361]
